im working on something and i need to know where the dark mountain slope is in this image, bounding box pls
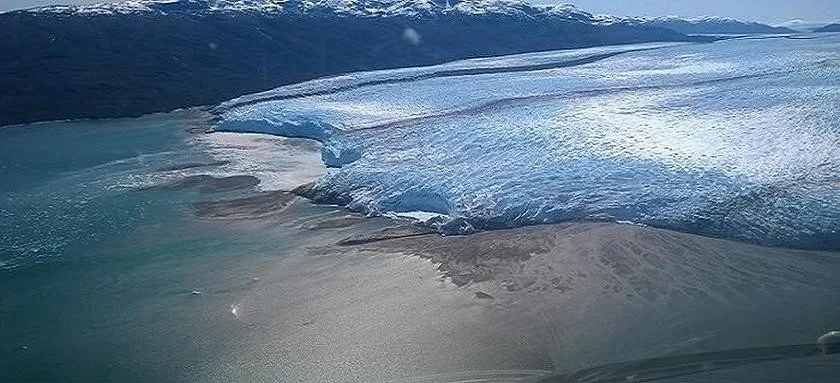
[814,24,840,32]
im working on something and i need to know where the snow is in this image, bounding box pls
[25,1,155,15]
[605,14,775,29]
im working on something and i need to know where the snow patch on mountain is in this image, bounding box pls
[24,0,156,15]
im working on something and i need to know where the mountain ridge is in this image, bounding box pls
[611,15,797,34]
[11,0,597,18]
[11,0,799,32]
[814,23,840,32]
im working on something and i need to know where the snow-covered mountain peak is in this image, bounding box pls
[25,0,156,15]
[24,0,298,15]
[601,14,796,34]
[18,0,596,19]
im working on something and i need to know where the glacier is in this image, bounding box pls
[215,35,840,249]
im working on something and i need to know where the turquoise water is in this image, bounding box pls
[0,113,211,270]
[0,112,318,380]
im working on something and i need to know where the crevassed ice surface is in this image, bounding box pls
[216,36,840,249]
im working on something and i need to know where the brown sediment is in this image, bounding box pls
[184,110,215,134]
[186,203,840,382]
[329,221,840,298]
[475,291,494,300]
[185,126,213,134]
[150,174,260,193]
[336,225,437,246]
[291,181,318,199]
[358,223,558,287]
[191,191,297,219]
[155,160,231,172]
[184,177,840,298]
[300,215,368,230]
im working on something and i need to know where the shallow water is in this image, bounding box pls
[0,112,205,270]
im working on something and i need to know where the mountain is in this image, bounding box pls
[814,23,840,32]
[610,16,797,35]
[774,19,832,32]
[0,0,712,126]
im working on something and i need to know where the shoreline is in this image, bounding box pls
[0,106,214,130]
[175,173,840,293]
[185,169,840,253]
